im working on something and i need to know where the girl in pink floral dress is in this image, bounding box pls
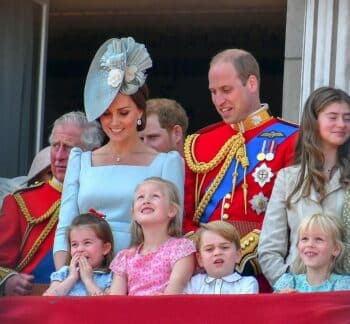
[109,177,195,295]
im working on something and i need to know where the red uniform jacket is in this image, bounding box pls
[0,179,61,283]
[184,114,298,236]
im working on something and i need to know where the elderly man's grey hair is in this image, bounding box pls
[49,111,104,150]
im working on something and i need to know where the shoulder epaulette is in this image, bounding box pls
[195,121,226,135]
[13,181,45,195]
[236,229,260,275]
[276,117,299,128]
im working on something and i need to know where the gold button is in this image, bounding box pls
[222,214,229,220]
[225,193,231,199]
[223,203,230,209]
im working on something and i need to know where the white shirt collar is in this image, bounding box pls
[204,272,241,284]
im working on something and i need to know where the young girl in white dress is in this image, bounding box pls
[274,213,350,292]
[109,177,195,295]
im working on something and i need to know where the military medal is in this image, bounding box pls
[249,192,268,215]
[265,152,274,161]
[265,140,276,161]
[257,140,267,161]
[252,163,273,187]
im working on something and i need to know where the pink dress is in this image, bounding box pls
[110,237,196,295]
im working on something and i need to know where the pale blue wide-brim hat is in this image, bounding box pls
[84,37,152,122]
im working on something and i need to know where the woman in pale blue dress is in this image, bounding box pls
[274,214,350,293]
[53,37,184,269]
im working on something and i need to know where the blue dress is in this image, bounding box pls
[50,266,112,296]
[273,272,350,292]
[53,148,184,254]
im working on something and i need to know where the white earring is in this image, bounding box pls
[137,118,142,126]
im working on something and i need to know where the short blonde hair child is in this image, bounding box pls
[292,213,346,274]
[130,177,183,246]
[196,221,241,251]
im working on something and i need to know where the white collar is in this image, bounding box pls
[204,272,241,284]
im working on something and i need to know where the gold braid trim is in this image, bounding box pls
[236,144,249,213]
[188,133,246,224]
[48,177,63,193]
[15,204,60,272]
[14,193,61,225]
[184,134,240,173]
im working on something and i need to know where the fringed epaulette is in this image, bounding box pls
[196,121,226,135]
[236,229,261,276]
[13,181,45,195]
[276,117,299,128]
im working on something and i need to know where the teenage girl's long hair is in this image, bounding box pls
[286,87,350,208]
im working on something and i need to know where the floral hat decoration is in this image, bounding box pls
[84,37,153,122]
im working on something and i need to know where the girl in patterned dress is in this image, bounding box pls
[274,213,350,292]
[44,211,114,296]
[109,177,195,295]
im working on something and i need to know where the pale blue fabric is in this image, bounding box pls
[273,272,350,292]
[50,266,112,296]
[54,147,184,254]
[184,272,259,294]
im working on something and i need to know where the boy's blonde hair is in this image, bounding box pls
[196,221,241,251]
[292,213,346,274]
[130,177,183,246]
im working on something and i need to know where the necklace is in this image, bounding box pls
[322,166,337,179]
[322,166,336,173]
[115,154,127,163]
[115,151,136,164]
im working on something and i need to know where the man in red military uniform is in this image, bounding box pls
[183,49,298,288]
[0,111,103,296]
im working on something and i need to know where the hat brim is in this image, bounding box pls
[26,146,51,184]
[84,39,120,122]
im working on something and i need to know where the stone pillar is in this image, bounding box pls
[334,0,350,91]
[283,0,350,123]
[0,0,49,177]
[282,0,305,123]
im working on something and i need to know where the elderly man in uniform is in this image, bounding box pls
[183,49,298,291]
[139,98,188,155]
[0,111,103,296]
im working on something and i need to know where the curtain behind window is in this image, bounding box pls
[0,0,36,177]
